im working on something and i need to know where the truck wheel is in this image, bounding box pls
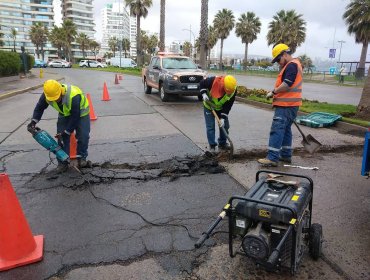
[144,79,152,94]
[160,85,169,102]
[309,223,323,260]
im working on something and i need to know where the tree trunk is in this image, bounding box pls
[356,65,370,120]
[356,42,368,79]
[199,0,208,69]
[13,40,16,52]
[159,0,165,51]
[136,15,142,67]
[244,43,248,65]
[41,45,44,61]
[36,46,40,59]
[219,39,223,70]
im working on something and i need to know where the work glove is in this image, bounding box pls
[55,131,69,145]
[27,120,36,131]
[202,93,209,101]
[219,118,225,128]
[266,91,274,99]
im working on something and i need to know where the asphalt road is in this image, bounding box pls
[0,68,368,280]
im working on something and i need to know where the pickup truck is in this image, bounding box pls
[142,53,207,102]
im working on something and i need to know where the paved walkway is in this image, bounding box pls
[0,69,64,100]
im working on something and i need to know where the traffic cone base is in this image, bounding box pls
[0,235,44,271]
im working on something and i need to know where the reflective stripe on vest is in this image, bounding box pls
[47,84,90,117]
[273,58,303,107]
[203,77,235,111]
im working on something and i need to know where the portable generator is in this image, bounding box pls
[195,170,323,275]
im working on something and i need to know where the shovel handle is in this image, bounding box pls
[210,109,234,158]
[293,121,308,142]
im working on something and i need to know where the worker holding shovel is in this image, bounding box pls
[258,43,303,167]
[200,75,237,154]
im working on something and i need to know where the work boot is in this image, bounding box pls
[56,162,69,173]
[218,143,231,150]
[257,158,278,167]
[78,158,92,168]
[280,157,292,163]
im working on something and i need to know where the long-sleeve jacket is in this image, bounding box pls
[32,93,82,134]
[200,76,236,119]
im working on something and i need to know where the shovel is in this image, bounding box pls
[293,121,322,154]
[211,109,234,158]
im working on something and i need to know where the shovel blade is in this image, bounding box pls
[301,134,322,154]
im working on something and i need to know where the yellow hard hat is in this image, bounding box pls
[43,80,62,101]
[272,43,290,63]
[224,75,237,95]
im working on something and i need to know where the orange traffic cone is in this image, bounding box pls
[118,74,123,80]
[102,82,111,101]
[0,173,44,271]
[86,93,97,121]
[70,132,77,159]
[114,74,119,84]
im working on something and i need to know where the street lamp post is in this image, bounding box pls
[337,40,345,63]
[182,25,196,60]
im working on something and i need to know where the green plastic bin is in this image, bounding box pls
[295,112,342,128]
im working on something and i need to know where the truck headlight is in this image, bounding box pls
[167,74,179,81]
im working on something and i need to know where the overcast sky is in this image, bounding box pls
[89,0,364,61]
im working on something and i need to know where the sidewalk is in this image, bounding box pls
[0,69,64,100]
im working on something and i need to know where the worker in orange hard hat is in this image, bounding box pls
[258,43,303,167]
[27,79,91,172]
[200,75,237,153]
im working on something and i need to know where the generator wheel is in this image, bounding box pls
[309,223,323,260]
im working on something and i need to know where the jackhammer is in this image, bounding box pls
[27,126,70,165]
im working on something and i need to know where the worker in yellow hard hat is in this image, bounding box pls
[27,79,91,172]
[200,75,237,153]
[258,43,303,167]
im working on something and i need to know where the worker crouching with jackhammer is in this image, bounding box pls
[200,75,237,153]
[27,79,91,172]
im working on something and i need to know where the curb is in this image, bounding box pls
[236,96,367,137]
[0,77,65,101]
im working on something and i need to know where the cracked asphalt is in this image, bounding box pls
[0,69,369,280]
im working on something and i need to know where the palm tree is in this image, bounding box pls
[10,28,17,52]
[76,33,90,59]
[207,25,218,67]
[235,12,261,65]
[199,0,208,69]
[298,54,313,73]
[29,22,48,59]
[159,0,165,51]
[183,41,192,57]
[213,9,235,70]
[125,0,153,67]
[266,9,306,53]
[49,26,64,59]
[61,19,77,62]
[0,29,4,47]
[356,66,370,119]
[89,40,100,60]
[343,0,370,79]
[122,38,131,57]
[108,36,119,57]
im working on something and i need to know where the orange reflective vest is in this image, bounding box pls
[273,58,302,107]
[203,76,235,111]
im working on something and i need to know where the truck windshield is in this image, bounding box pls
[162,58,197,69]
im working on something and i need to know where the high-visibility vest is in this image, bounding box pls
[47,84,90,117]
[273,58,302,107]
[203,77,235,111]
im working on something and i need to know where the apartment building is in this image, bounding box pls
[0,0,54,53]
[100,1,136,58]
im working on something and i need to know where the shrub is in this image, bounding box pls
[237,86,268,98]
[20,53,34,73]
[0,50,21,77]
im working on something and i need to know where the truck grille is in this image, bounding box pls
[180,75,203,83]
